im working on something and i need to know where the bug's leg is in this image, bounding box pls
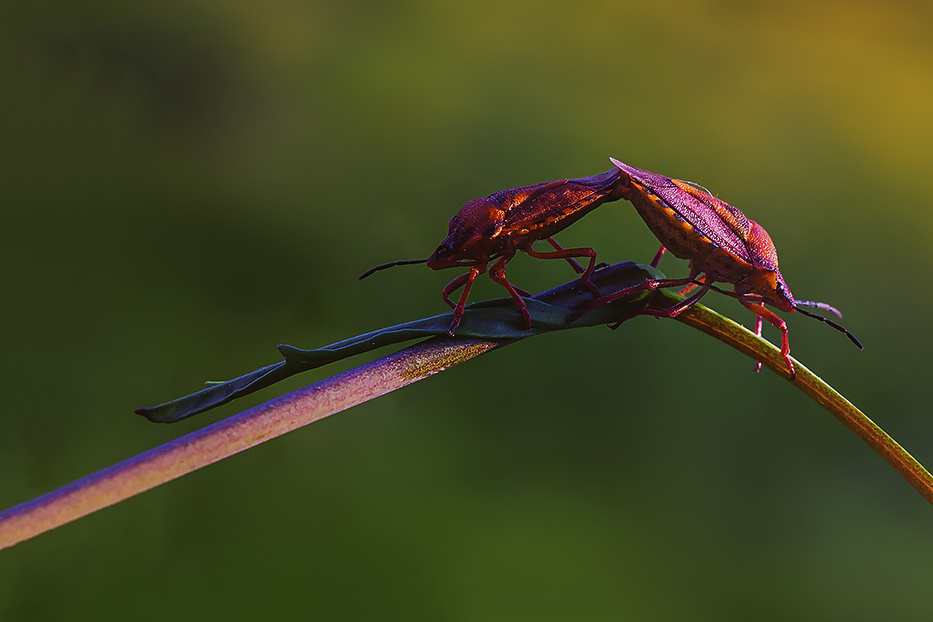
[678,274,706,297]
[664,278,713,316]
[753,314,764,372]
[441,271,471,309]
[488,256,533,329]
[650,246,667,268]
[605,278,709,328]
[740,299,794,379]
[571,275,699,323]
[543,237,585,273]
[525,244,601,298]
[442,267,483,335]
[629,277,714,323]
[544,237,610,272]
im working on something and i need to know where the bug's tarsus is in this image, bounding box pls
[359,258,429,280]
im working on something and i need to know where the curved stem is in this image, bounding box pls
[1,265,929,550]
[673,297,933,504]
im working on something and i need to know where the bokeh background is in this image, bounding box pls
[3,1,932,619]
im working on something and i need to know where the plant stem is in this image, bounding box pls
[0,337,513,550]
[2,262,662,549]
[675,301,933,504]
[2,268,930,550]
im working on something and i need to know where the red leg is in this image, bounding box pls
[544,237,586,274]
[753,314,764,372]
[642,278,713,318]
[650,245,666,268]
[614,277,713,328]
[740,299,794,379]
[442,266,483,335]
[525,243,601,298]
[570,274,700,323]
[488,256,533,329]
[678,274,706,297]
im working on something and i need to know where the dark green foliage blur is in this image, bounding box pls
[3,1,933,619]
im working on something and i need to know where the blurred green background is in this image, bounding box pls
[3,0,932,619]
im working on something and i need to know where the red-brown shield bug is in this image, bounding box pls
[361,168,628,334]
[578,158,862,377]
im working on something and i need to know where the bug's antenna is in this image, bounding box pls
[795,299,843,319]
[704,283,861,350]
[677,179,716,198]
[359,258,428,280]
[794,306,863,350]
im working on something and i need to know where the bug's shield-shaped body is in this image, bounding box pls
[610,157,796,312]
[595,157,861,378]
[428,168,625,269]
[362,168,627,335]
[422,167,627,334]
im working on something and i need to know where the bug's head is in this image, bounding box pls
[426,198,504,269]
[427,238,477,269]
[736,268,796,312]
[735,266,863,352]
[733,221,863,351]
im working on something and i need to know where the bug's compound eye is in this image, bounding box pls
[427,241,457,267]
[433,241,456,259]
[769,276,797,312]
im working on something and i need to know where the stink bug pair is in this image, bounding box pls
[577,158,862,377]
[360,168,627,334]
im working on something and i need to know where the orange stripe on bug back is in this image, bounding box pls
[670,179,752,259]
[501,171,621,234]
[626,180,723,263]
[672,179,750,237]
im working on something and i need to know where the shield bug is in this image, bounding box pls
[577,157,862,377]
[360,167,628,335]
